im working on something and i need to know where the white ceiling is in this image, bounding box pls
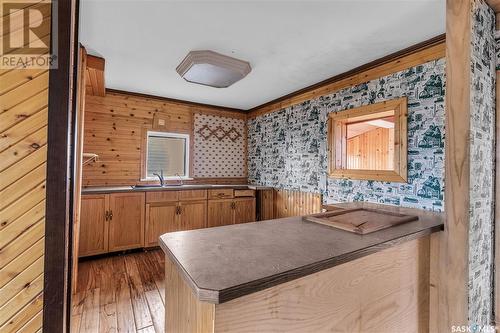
[79,0,445,110]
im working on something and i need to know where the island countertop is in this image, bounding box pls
[159,202,444,304]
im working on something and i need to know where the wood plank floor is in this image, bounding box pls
[71,250,165,333]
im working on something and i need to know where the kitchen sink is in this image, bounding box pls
[132,184,215,189]
[132,184,163,189]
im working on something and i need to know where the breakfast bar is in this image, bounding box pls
[159,202,443,332]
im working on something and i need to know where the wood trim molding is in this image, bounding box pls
[248,34,445,119]
[43,0,78,331]
[327,97,408,182]
[85,54,105,97]
[106,88,247,115]
[440,0,471,329]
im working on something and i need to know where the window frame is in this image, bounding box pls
[142,130,191,181]
[327,97,408,182]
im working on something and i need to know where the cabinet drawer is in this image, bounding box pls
[179,190,207,201]
[234,189,255,197]
[208,189,234,199]
[146,191,179,203]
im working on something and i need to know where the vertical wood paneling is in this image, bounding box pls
[273,189,322,218]
[346,127,394,170]
[0,2,50,331]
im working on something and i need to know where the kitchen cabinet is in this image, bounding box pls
[208,199,234,227]
[179,200,207,230]
[108,192,146,251]
[257,189,274,221]
[145,202,178,247]
[79,192,145,257]
[80,187,258,255]
[145,190,208,247]
[208,195,256,227]
[234,198,256,224]
[79,194,109,257]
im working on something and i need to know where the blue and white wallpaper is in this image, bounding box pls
[248,58,446,212]
[468,0,496,325]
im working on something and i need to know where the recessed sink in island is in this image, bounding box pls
[159,202,443,333]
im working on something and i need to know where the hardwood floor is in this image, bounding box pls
[71,250,165,333]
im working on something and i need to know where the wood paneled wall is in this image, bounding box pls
[273,189,322,218]
[82,91,246,186]
[346,127,394,170]
[0,2,50,331]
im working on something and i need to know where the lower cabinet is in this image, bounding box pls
[79,194,109,257]
[208,197,256,227]
[108,192,145,252]
[234,198,256,224]
[145,202,178,247]
[80,188,257,256]
[145,190,208,247]
[179,200,207,231]
[207,200,234,227]
[79,192,145,257]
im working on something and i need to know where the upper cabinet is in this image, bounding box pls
[327,97,408,182]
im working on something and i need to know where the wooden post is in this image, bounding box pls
[442,0,472,330]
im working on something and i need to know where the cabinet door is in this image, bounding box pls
[207,199,233,227]
[258,189,274,221]
[179,200,207,230]
[145,202,178,247]
[234,198,256,224]
[108,192,145,252]
[79,194,109,257]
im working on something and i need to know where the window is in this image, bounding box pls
[145,131,190,179]
[328,97,407,182]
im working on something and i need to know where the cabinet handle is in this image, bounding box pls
[105,211,109,221]
[109,210,113,220]
[178,206,182,215]
[231,202,235,209]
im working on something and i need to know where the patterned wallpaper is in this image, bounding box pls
[248,58,446,211]
[468,0,496,325]
[495,29,500,70]
[193,113,246,178]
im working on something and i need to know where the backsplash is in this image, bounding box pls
[248,58,446,211]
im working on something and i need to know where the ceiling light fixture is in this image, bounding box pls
[176,50,251,88]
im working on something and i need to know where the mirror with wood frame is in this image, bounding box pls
[327,97,407,182]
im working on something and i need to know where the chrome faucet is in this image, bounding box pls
[153,170,164,187]
[175,173,183,185]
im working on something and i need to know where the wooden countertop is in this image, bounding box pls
[159,202,443,304]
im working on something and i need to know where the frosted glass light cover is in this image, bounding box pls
[176,50,251,88]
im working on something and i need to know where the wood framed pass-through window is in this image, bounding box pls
[328,97,408,182]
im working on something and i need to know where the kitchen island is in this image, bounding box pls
[159,202,443,332]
